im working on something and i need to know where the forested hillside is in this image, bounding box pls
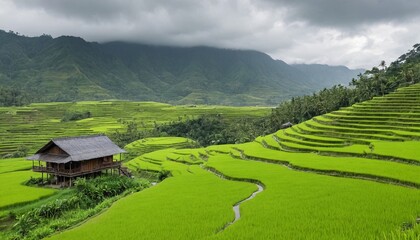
[0,30,361,105]
[152,44,420,144]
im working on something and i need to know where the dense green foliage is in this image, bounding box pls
[61,110,92,122]
[156,114,269,146]
[109,121,159,148]
[7,175,148,240]
[0,30,361,105]
[0,87,29,107]
[74,175,144,205]
[2,145,29,159]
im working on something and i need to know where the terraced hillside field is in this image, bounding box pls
[49,83,420,239]
[124,137,197,159]
[1,84,420,239]
[0,101,269,155]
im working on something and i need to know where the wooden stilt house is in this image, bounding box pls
[27,135,126,186]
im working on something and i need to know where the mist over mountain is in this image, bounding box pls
[292,64,364,87]
[0,30,363,105]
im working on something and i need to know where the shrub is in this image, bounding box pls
[61,110,91,122]
[158,170,172,181]
[25,177,44,186]
[74,175,146,205]
[2,145,29,158]
[12,175,149,238]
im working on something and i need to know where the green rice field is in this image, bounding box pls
[0,170,56,209]
[0,101,269,155]
[1,84,420,239]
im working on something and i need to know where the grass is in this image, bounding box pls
[0,158,32,173]
[370,141,420,161]
[233,142,420,185]
[48,166,256,240]
[45,147,420,240]
[206,154,420,240]
[0,170,56,209]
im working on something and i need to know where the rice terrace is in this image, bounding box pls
[1,2,420,239]
[1,79,420,239]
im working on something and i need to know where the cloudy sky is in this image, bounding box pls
[1,0,419,69]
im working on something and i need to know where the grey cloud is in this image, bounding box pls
[13,0,212,22]
[260,0,420,28]
[13,0,133,21]
[1,0,420,69]
[12,0,260,42]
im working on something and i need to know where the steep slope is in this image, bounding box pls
[0,30,361,105]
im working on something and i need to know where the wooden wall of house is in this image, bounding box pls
[47,145,66,155]
[47,162,59,170]
[43,155,115,174]
[82,159,97,172]
[81,156,112,171]
[103,156,113,165]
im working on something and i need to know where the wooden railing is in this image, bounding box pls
[32,162,121,177]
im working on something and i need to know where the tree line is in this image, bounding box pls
[0,86,30,107]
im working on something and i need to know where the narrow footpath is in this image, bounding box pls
[202,165,264,232]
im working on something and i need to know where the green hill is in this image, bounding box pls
[0,30,362,105]
[44,83,420,240]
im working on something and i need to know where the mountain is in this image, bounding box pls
[0,30,362,105]
[292,64,364,87]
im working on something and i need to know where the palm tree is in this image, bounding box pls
[379,60,387,71]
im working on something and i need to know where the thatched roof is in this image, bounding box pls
[27,135,125,163]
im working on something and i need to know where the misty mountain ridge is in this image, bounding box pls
[0,30,363,105]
